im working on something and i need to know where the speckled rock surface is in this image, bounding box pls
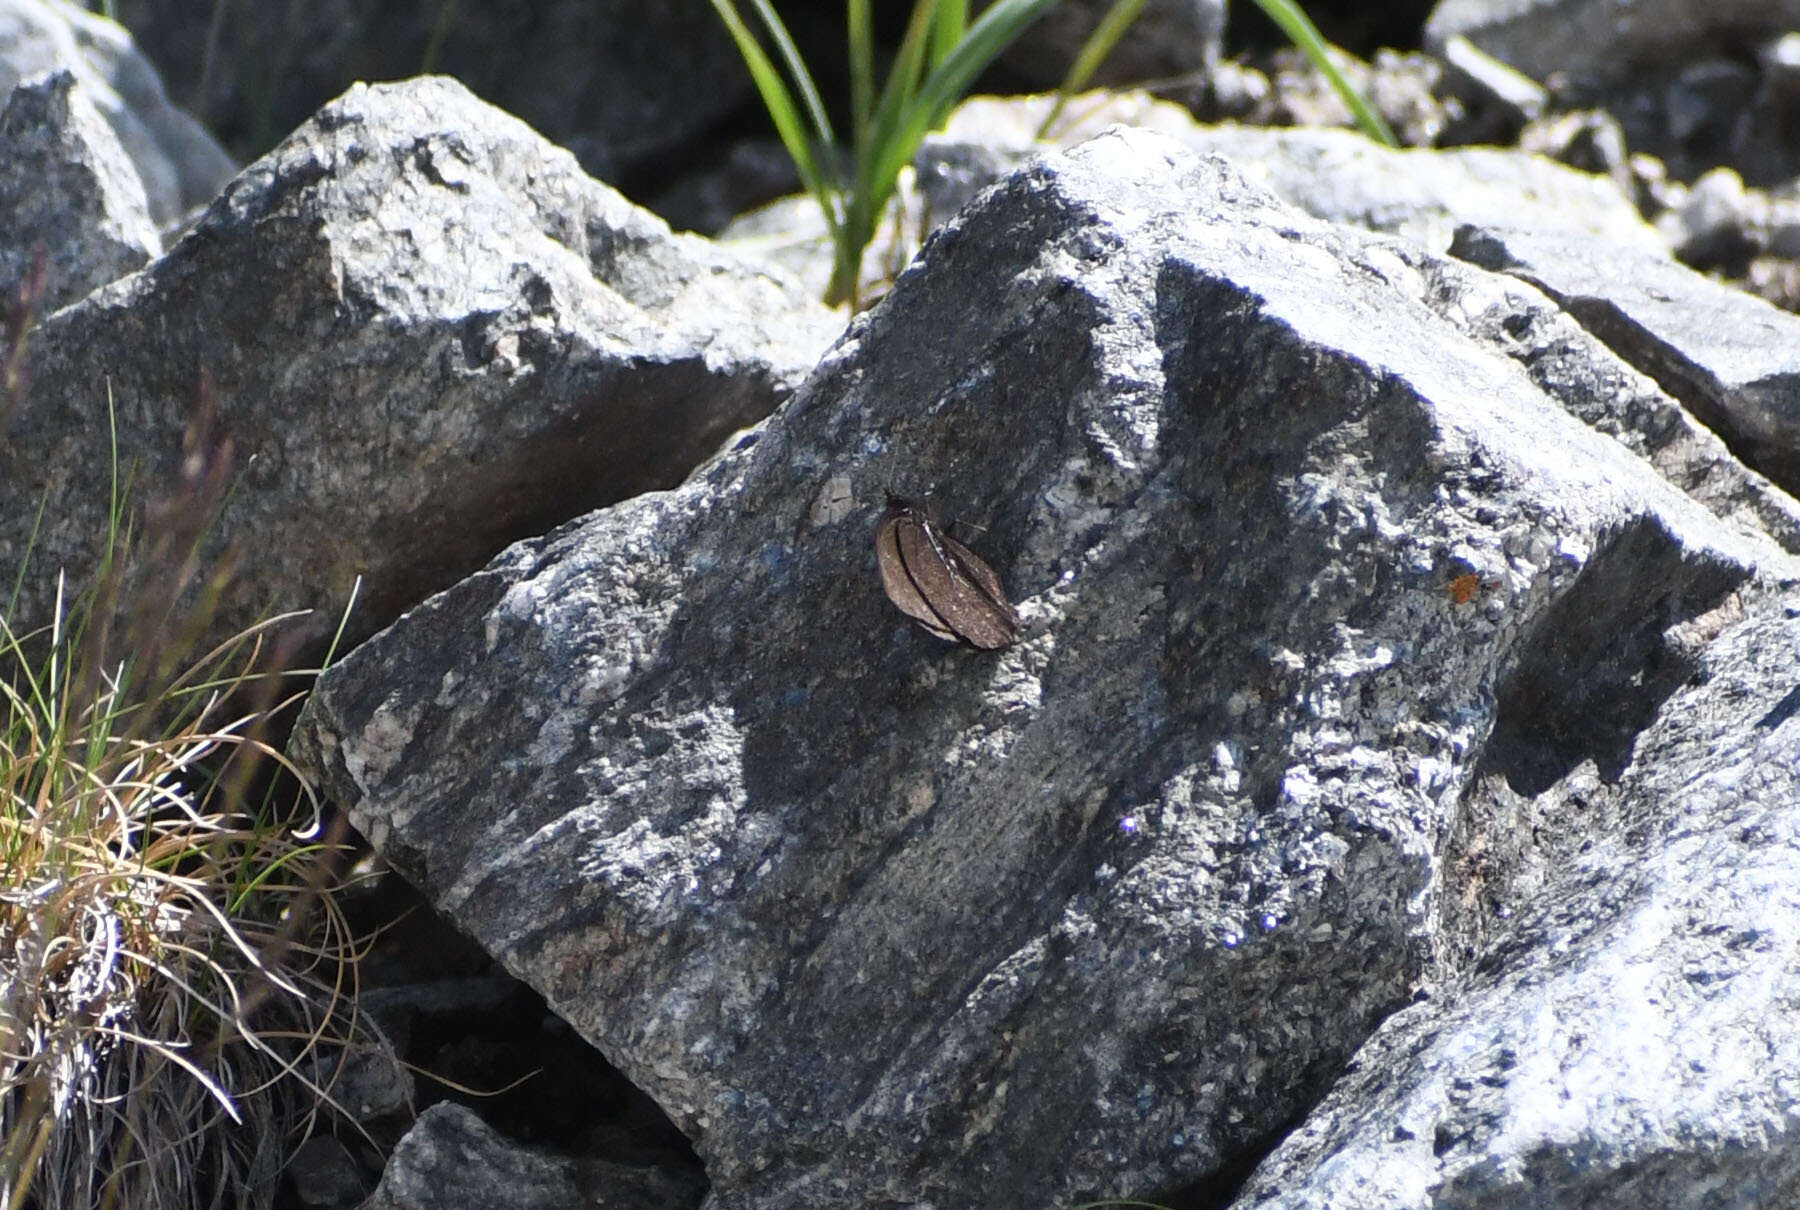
[0,0,232,225]
[1229,593,1800,1209]
[364,1104,585,1210]
[2,76,837,649]
[0,68,159,311]
[292,129,1794,1209]
[1454,224,1800,500]
[1423,0,1800,87]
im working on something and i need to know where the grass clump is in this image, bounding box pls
[0,266,366,1210]
[711,0,1395,310]
[709,0,1063,309]
[0,598,348,1210]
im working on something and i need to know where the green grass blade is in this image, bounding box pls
[834,0,1055,305]
[747,0,837,151]
[868,0,943,162]
[930,0,968,67]
[1037,0,1147,138]
[420,0,461,74]
[1248,0,1397,146]
[7,493,48,619]
[849,0,874,162]
[707,0,843,238]
[868,0,1058,208]
[916,0,1058,125]
[844,0,945,298]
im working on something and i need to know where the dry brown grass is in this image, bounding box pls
[1,257,367,1209]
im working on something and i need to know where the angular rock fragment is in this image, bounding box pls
[0,68,159,312]
[1230,596,1800,1210]
[292,130,1792,1210]
[1453,225,1800,500]
[0,0,233,225]
[2,75,837,648]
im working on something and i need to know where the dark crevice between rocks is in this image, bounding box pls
[1482,514,1747,798]
[1437,513,1750,972]
[290,863,707,1208]
[1148,1102,1317,1210]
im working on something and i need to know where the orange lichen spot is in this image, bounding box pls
[1447,573,1481,605]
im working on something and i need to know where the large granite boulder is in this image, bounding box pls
[291,129,1800,1208]
[3,76,837,650]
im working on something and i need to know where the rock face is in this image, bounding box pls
[1423,0,1800,87]
[1233,597,1800,1209]
[732,93,1669,318]
[1424,0,1800,186]
[0,68,159,312]
[1453,225,1800,500]
[921,97,1800,512]
[99,0,748,188]
[0,0,233,226]
[2,75,837,649]
[291,129,1798,1209]
[363,1100,705,1210]
[364,1103,585,1210]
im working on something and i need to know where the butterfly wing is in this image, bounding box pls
[931,529,1021,650]
[876,506,960,642]
[875,497,1020,651]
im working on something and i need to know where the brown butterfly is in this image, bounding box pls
[874,495,1020,651]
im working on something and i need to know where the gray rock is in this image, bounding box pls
[1423,0,1800,87]
[1517,109,1634,204]
[291,129,1794,1210]
[0,68,159,312]
[357,973,529,1037]
[0,0,233,225]
[983,0,1224,88]
[1229,594,1800,1209]
[1173,124,1660,257]
[904,102,1800,540]
[1,75,837,651]
[925,107,1800,553]
[286,1135,374,1210]
[923,95,1661,255]
[735,94,1664,307]
[1742,258,1800,315]
[1657,165,1760,269]
[1447,271,1800,558]
[1666,58,1759,152]
[1452,224,1800,499]
[104,0,746,188]
[364,1103,584,1210]
[1766,189,1800,261]
[1617,42,1800,189]
[1761,31,1800,116]
[320,1018,413,1128]
[1437,34,1547,127]
[1256,48,1451,147]
[1422,7,1800,186]
[364,1100,702,1210]
[1205,59,1275,120]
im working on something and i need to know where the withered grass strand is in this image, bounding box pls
[1,392,367,1210]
